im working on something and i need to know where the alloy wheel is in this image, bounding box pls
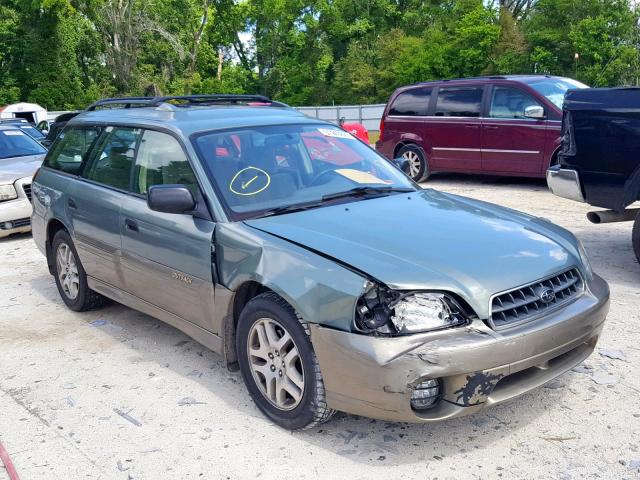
[403,150,422,179]
[56,242,79,300]
[247,318,305,411]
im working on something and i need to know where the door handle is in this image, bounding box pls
[464,124,480,129]
[485,125,499,130]
[67,198,77,209]
[124,219,139,232]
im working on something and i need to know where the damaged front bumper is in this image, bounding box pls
[309,273,609,423]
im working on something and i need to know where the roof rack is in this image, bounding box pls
[86,94,289,111]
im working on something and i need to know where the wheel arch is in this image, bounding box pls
[45,218,70,275]
[393,140,426,159]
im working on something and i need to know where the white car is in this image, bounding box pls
[0,125,46,238]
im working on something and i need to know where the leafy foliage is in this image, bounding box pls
[0,0,638,109]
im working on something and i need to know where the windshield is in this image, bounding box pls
[193,124,416,219]
[0,129,47,159]
[525,77,589,109]
[19,125,45,139]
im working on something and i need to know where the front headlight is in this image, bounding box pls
[0,184,17,202]
[576,239,593,280]
[391,293,467,333]
[355,285,469,335]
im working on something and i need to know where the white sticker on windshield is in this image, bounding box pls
[3,130,25,136]
[318,128,354,140]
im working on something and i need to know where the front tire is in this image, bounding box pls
[51,230,106,311]
[398,144,429,182]
[632,211,640,264]
[236,292,334,430]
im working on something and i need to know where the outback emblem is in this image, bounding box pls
[172,272,193,285]
[538,287,556,304]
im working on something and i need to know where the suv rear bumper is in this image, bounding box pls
[547,166,585,203]
[309,273,609,423]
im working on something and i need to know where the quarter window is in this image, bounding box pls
[489,87,542,119]
[389,88,431,116]
[133,130,198,195]
[435,87,483,117]
[44,126,102,174]
[84,127,142,190]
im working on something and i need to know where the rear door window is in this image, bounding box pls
[435,87,483,117]
[84,127,142,190]
[43,126,102,174]
[389,88,431,116]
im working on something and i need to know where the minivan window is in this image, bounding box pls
[435,87,483,117]
[133,130,198,195]
[84,127,142,190]
[43,126,101,174]
[524,77,588,109]
[489,87,542,119]
[389,88,431,116]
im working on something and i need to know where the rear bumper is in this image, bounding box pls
[547,166,585,203]
[309,273,609,423]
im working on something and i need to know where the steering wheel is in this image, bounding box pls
[309,168,338,186]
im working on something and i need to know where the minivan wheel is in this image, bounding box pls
[632,211,640,263]
[236,292,335,430]
[398,145,429,182]
[51,230,106,312]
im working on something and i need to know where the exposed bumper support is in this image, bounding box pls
[546,166,585,203]
[309,274,609,423]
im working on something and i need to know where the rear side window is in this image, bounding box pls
[389,88,431,116]
[435,87,483,117]
[44,126,101,174]
[84,127,142,190]
[133,130,198,195]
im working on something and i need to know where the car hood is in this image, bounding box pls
[244,189,582,319]
[0,154,44,184]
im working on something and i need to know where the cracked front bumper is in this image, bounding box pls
[309,273,609,423]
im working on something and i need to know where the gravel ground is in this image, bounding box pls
[1,174,639,480]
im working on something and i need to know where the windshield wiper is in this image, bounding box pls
[321,186,414,202]
[257,186,415,219]
[259,201,326,218]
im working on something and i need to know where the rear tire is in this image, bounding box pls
[398,144,429,182]
[632,211,640,264]
[51,230,106,311]
[236,292,334,430]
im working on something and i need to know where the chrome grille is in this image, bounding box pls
[489,268,583,329]
[22,183,32,202]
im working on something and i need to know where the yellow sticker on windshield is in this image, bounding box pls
[229,167,271,196]
[334,169,387,184]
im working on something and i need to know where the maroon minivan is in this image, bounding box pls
[376,75,588,181]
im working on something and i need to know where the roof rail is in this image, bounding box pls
[86,97,156,111]
[86,94,289,111]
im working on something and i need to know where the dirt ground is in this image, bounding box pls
[1,174,639,480]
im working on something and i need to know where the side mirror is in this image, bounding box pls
[524,105,545,119]
[148,185,195,214]
[392,157,411,175]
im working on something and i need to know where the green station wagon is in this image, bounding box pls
[31,95,610,430]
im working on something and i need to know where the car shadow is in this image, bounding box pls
[0,231,33,243]
[422,172,548,189]
[25,274,591,467]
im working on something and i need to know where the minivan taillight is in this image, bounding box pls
[379,118,385,141]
